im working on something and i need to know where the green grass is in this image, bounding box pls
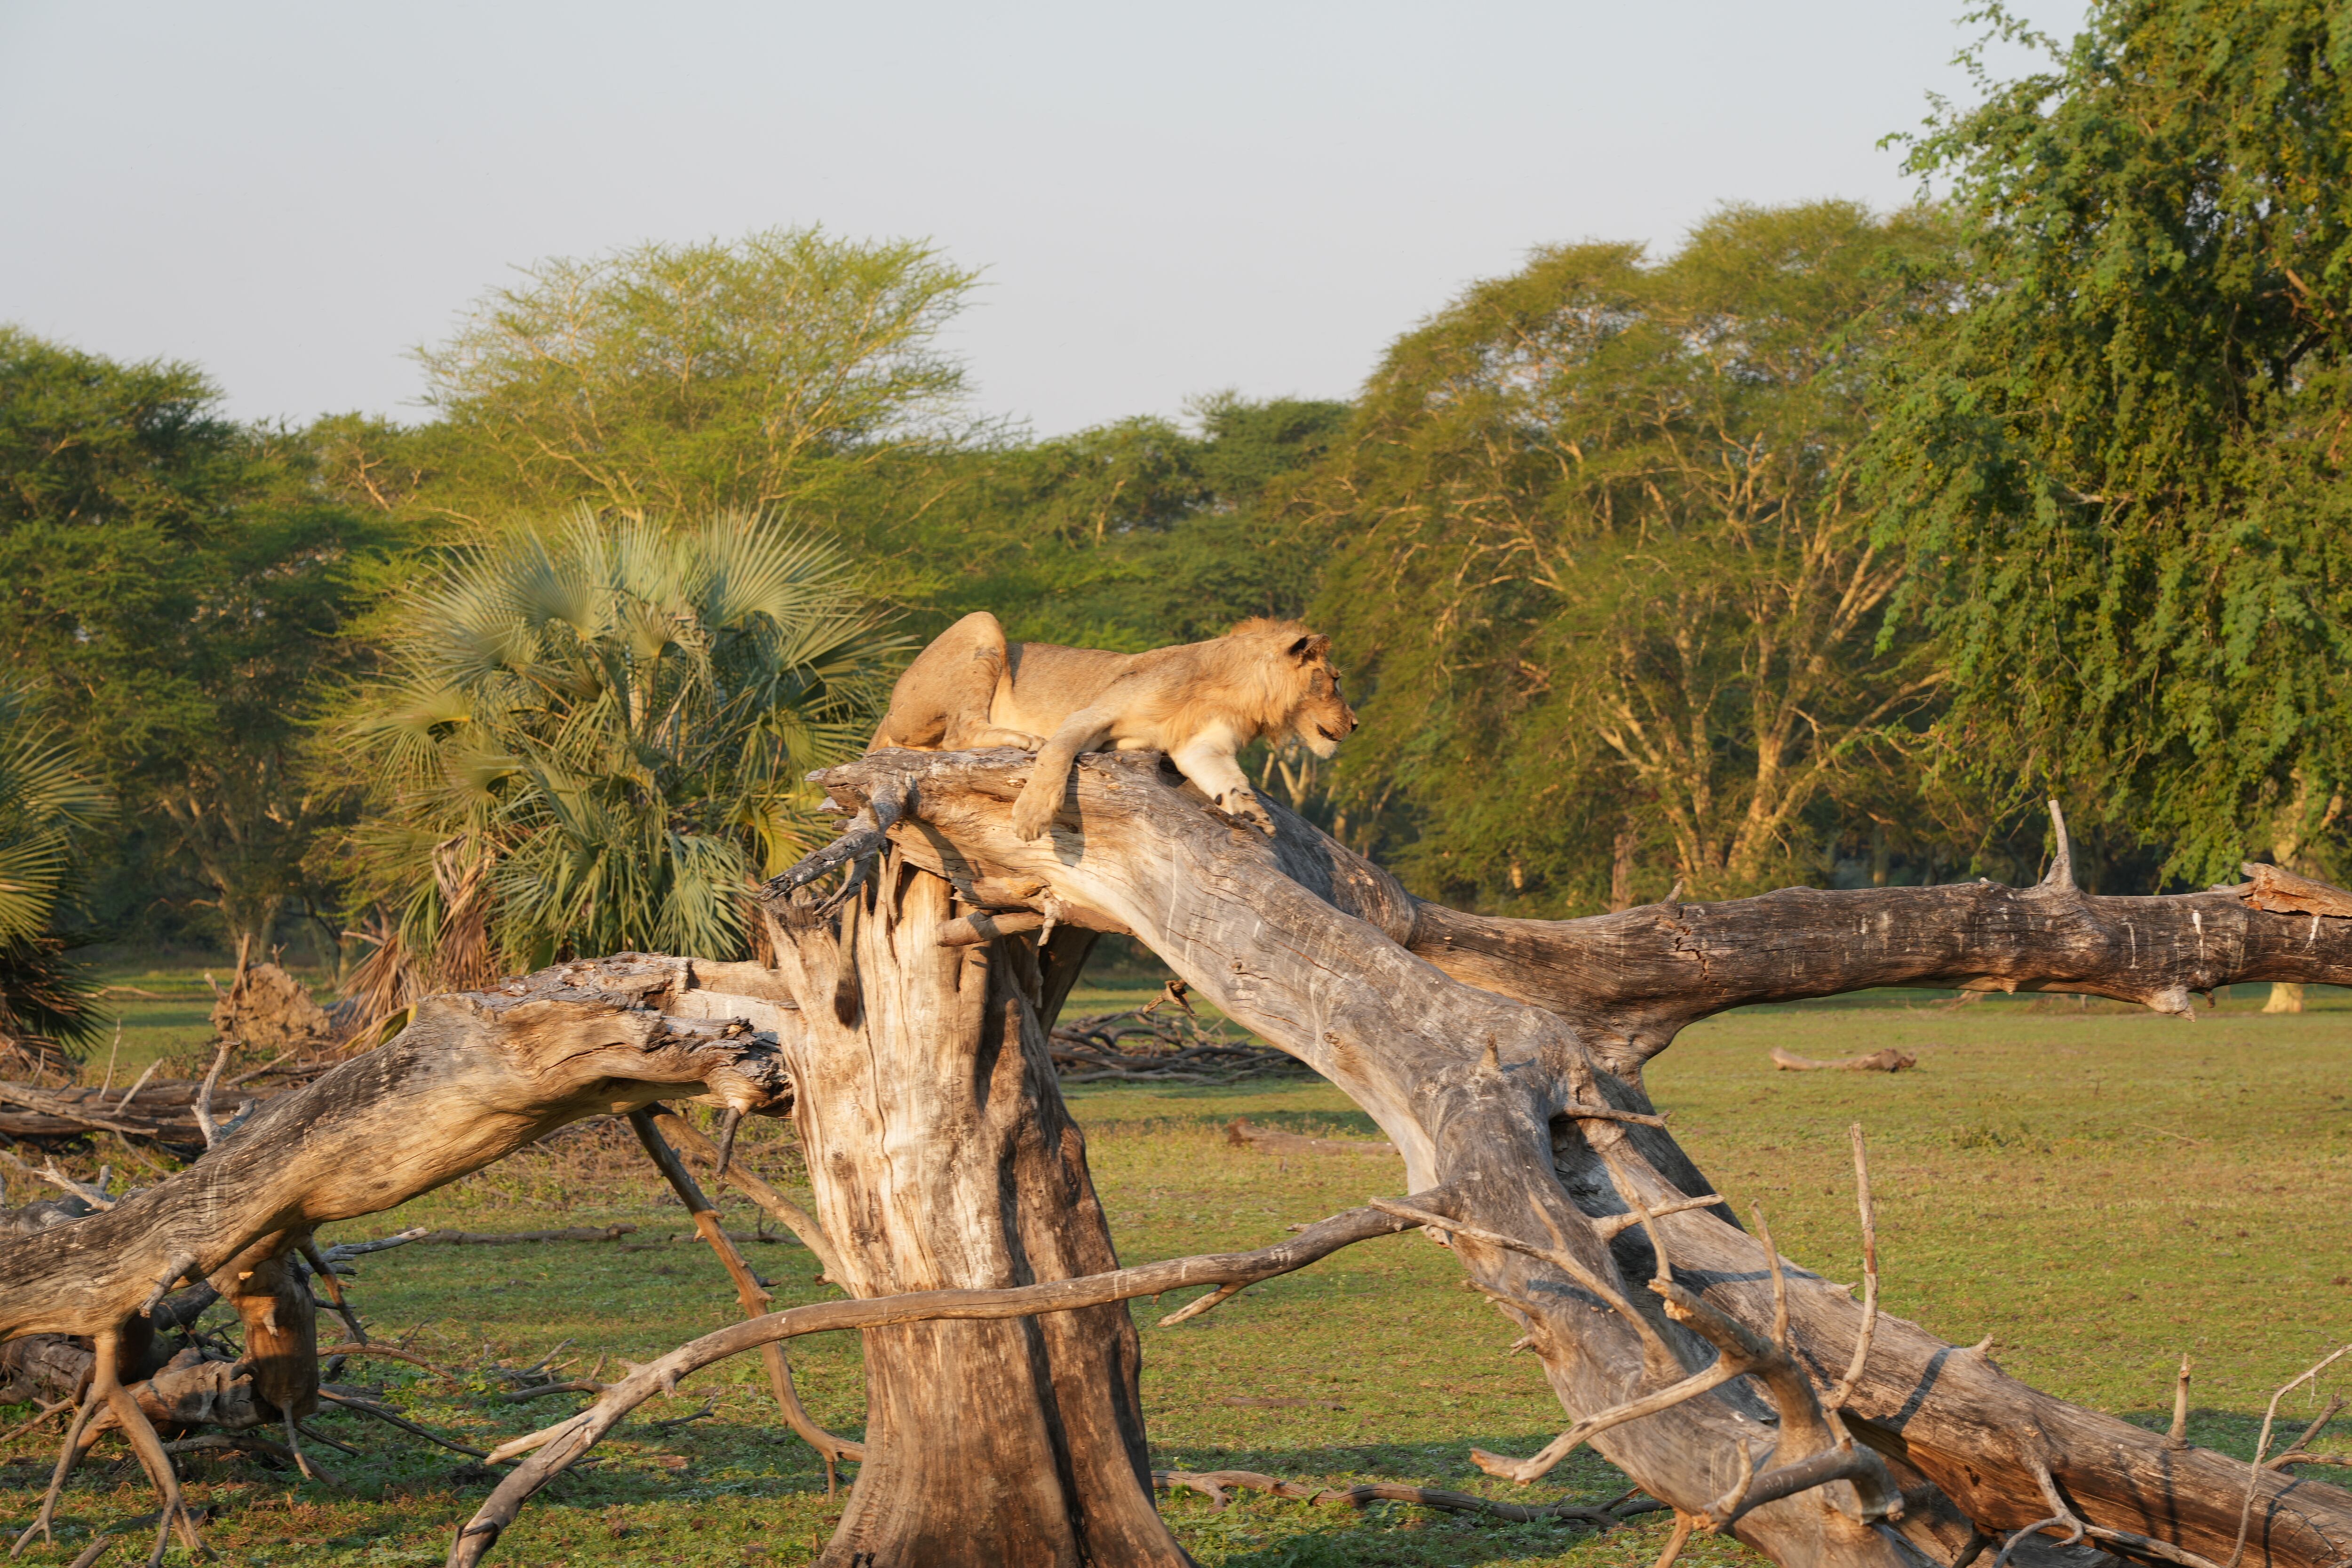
[3,991,2348,1565]
[70,959,296,1081]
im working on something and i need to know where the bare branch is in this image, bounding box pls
[451,1205,1423,1564]
[2235,1345,2352,1567]
[1823,1124,1877,1413]
[1591,1194,1724,1241]
[2172,1354,2194,1448]
[191,1041,233,1149]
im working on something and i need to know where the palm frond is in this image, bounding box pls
[335,507,893,983]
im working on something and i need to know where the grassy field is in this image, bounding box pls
[2,982,2347,1566]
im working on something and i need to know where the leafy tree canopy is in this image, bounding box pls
[0,328,399,952]
[1875,0,2352,884]
[885,392,1350,652]
[1305,202,1955,909]
[382,228,980,524]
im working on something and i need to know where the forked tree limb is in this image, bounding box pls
[1407,856,2352,1074]
[0,955,797,1342]
[644,1107,842,1278]
[624,1108,864,1472]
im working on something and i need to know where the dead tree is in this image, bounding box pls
[3,750,2351,1568]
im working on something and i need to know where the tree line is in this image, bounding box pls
[5,0,2348,1043]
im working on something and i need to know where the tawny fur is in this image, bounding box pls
[869,612,1358,840]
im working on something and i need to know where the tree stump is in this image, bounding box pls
[759,858,1180,1566]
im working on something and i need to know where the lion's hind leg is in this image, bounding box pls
[869,611,1011,753]
[941,720,1046,751]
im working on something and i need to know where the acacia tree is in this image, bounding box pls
[397,227,980,523]
[1304,203,1952,910]
[1873,0,2352,894]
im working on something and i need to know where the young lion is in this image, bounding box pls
[869,612,1358,840]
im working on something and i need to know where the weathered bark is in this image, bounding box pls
[774,748,2352,1568]
[756,862,1182,1568]
[2,928,1176,1568]
[0,955,796,1344]
[1398,855,2352,1077]
[0,1077,230,1148]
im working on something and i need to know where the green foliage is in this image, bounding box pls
[0,328,397,954]
[1875,0,2352,885]
[335,507,898,980]
[0,687,110,1049]
[871,393,1350,651]
[398,227,980,522]
[0,326,254,771]
[1306,204,1955,908]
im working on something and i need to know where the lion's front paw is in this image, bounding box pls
[1010,786,1057,842]
[1218,789,1277,836]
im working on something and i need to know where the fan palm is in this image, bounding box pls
[340,507,900,993]
[0,687,111,1054]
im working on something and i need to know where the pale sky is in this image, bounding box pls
[0,2,2084,438]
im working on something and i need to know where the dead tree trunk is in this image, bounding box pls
[762,749,2352,1568]
[0,907,1181,1567]
[0,957,797,1345]
[754,860,1180,1566]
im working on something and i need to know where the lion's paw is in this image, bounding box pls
[1010,790,1057,842]
[1217,790,1277,836]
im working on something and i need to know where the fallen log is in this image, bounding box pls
[0,1075,275,1149]
[0,954,795,1344]
[403,1225,639,1246]
[1153,1465,1670,1526]
[1769,1046,1918,1073]
[749,750,2352,1568]
[1224,1117,1397,1155]
[14,756,2352,1568]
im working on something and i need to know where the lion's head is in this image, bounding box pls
[1229,618,1358,759]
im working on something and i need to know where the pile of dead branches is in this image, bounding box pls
[0,1050,334,1154]
[1048,1002,1300,1083]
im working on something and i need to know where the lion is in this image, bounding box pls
[869,611,1358,841]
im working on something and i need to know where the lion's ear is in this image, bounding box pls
[1287,633,1331,661]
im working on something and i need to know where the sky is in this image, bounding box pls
[0,1,2085,438]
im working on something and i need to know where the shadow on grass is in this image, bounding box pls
[1157,1450,1675,1568]
[2112,1406,2345,1465]
[1067,1081,1388,1142]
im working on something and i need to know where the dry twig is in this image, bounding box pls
[1823,1123,1878,1413]
[2233,1344,2352,1567]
